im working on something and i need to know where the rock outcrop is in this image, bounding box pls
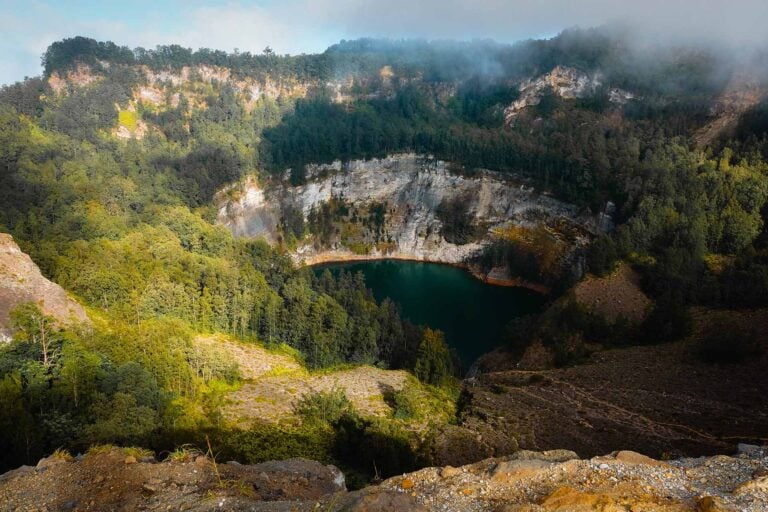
[2,446,766,511]
[504,65,633,123]
[0,234,88,341]
[217,154,595,269]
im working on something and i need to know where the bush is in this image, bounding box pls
[293,388,353,426]
[697,320,762,364]
[640,292,692,343]
[414,329,454,386]
[218,423,333,464]
[384,386,420,420]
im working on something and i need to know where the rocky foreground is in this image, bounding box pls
[2,446,767,511]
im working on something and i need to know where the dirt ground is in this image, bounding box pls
[573,263,652,323]
[460,308,768,461]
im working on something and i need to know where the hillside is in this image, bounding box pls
[0,234,88,341]
[2,25,768,502]
[216,153,595,285]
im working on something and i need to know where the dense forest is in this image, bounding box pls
[1,28,768,478]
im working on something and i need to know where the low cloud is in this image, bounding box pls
[2,0,767,84]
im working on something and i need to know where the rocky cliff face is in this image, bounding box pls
[48,63,318,140]
[504,65,633,124]
[0,234,88,341]
[2,445,766,511]
[217,154,595,270]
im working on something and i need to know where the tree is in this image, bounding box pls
[413,328,453,386]
[10,304,59,368]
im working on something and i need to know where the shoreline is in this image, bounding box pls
[298,251,551,294]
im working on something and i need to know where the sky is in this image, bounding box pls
[2,0,768,85]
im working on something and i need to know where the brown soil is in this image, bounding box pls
[0,448,346,512]
[573,263,651,323]
[459,308,768,461]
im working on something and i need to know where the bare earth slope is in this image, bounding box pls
[195,336,410,426]
[2,445,767,511]
[460,308,768,460]
[573,263,651,323]
[0,233,88,340]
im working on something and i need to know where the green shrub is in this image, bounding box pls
[293,387,353,426]
[385,386,420,420]
[413,328,454,386]
[218,423,332,464]
[697,320,762,364]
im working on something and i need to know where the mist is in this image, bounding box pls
[2,0,768,85]
[321,0,768,49]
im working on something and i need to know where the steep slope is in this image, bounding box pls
[195,336,413,426]
[0,233,88,341]
[217,154,598,270]
[1,445,767,511]
[503,65,633,124]
[694,71,767,147]
[460,308,768,460]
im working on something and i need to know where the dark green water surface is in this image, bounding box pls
[313,260,545,369]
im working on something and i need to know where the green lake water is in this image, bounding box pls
[313,260,546,369]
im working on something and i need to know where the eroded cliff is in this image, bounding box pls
[0,234,88,341]
[216,154,598,276]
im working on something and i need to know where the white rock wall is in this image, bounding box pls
[217,154,589,265]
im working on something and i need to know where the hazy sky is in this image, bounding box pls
[2,0,767,85]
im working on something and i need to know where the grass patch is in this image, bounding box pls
[122,446,155,458]
[51,447,74,461]
[118,110,138,132]
[166,444,202,462]
[87,444,116,455]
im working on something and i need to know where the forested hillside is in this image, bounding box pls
[1,27,768,480]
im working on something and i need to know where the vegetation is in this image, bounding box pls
[0,26,767,480]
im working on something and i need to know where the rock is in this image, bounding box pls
[490,459,551,482]
[142,484,157,493]
[541,486,684,511]
[734,476,768,496]
[615,450,670,467]
[340,489,427,511]
[326,464,346,490]
[124,455,137,464]
[697,496,736,512]
[216,154,587,269]
[61,500,78,511]
[226,460,241,466]
[0,465,34,482]
[737,443,762,455]
[36,456,67,470]
[248,458,346,495]
[440,466,460,478]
